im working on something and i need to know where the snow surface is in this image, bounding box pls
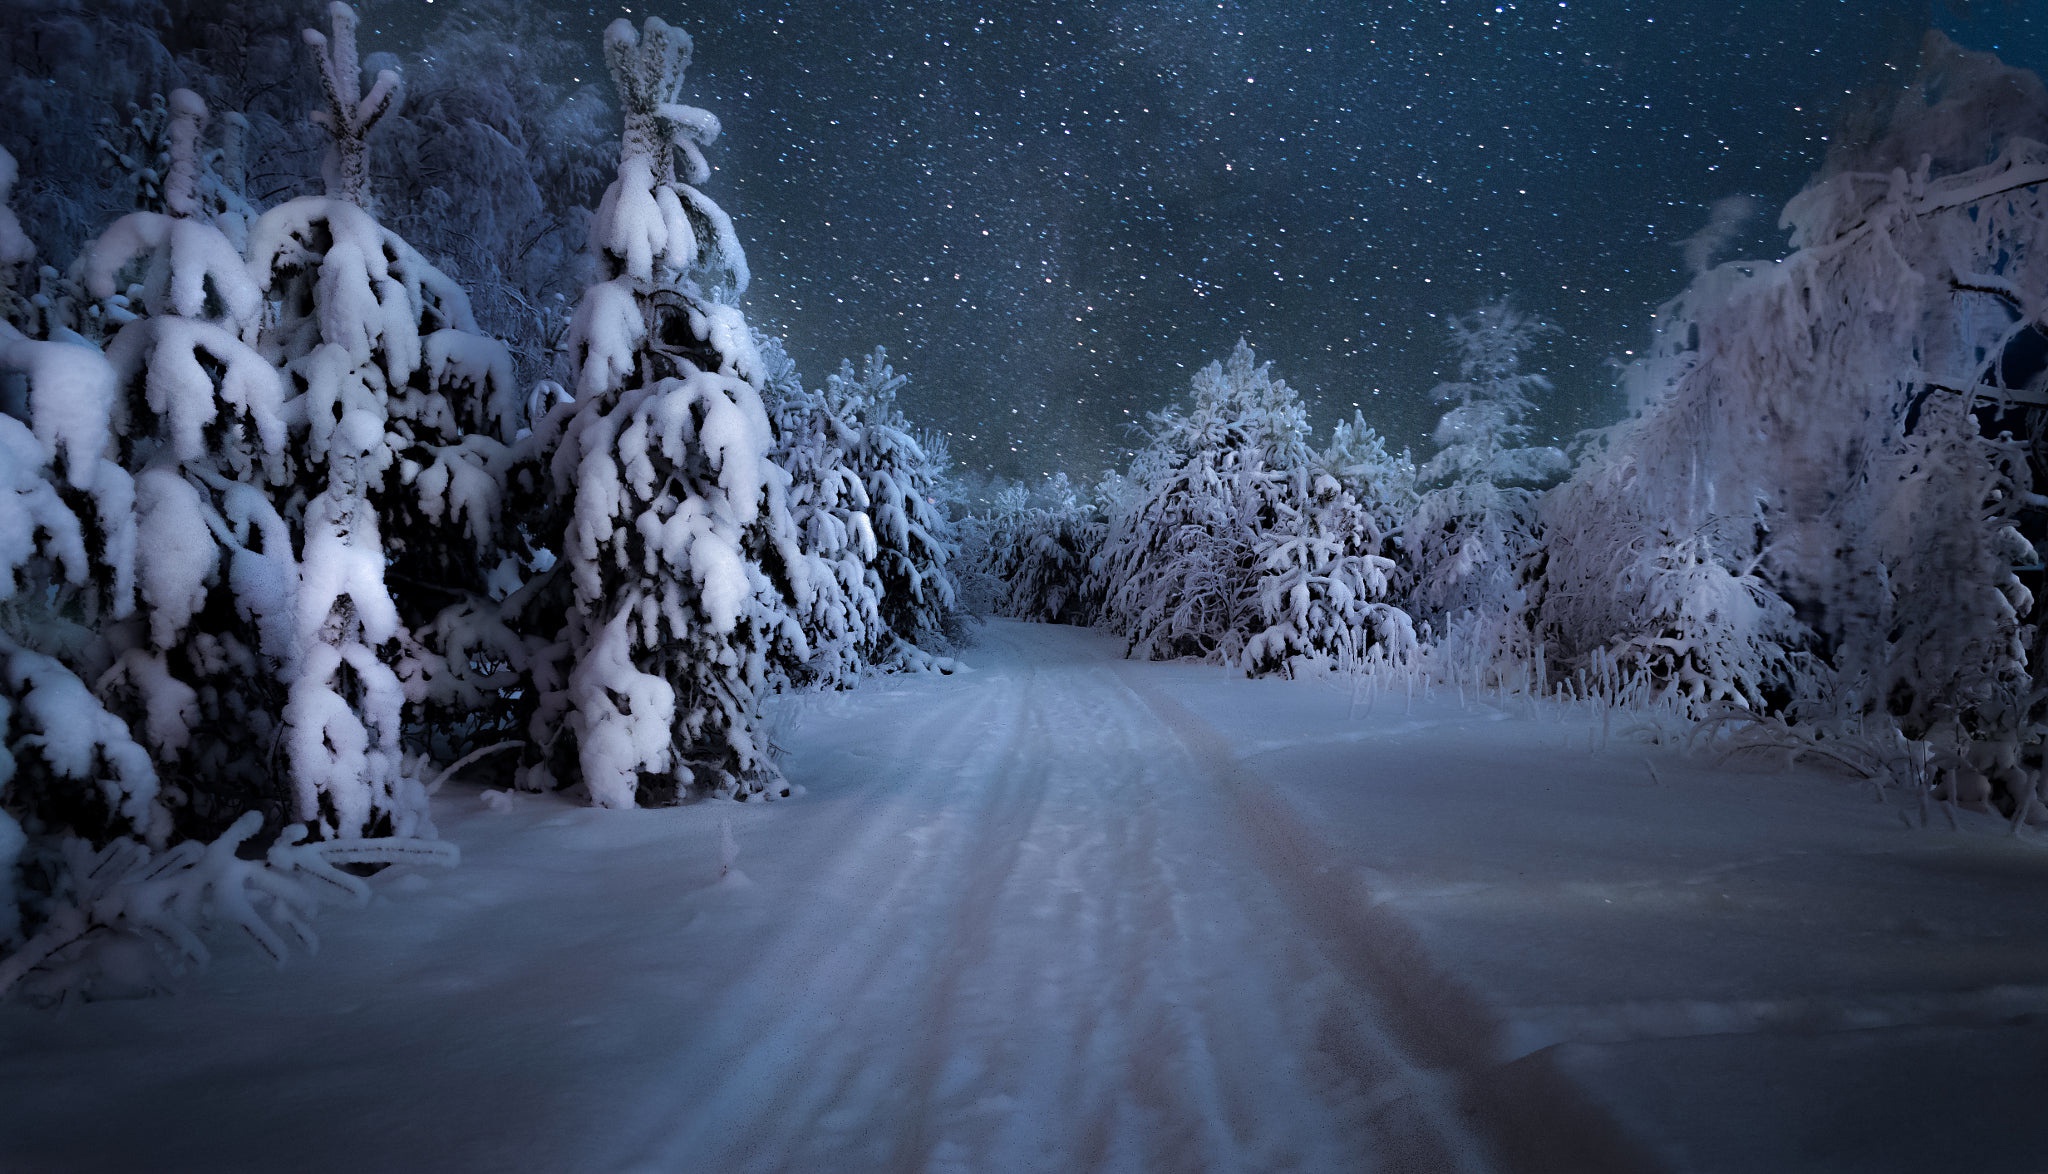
[3,619,2045,1172]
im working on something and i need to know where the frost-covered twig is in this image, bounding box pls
[423,739,524,796]
[0,813,456,1004]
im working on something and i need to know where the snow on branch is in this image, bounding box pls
[0,812,456,1005]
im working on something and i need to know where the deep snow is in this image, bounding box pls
[2,619,2045,1173]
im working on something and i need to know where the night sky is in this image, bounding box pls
[372,1,2047,485]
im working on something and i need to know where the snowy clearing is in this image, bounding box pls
[3,619,2045,1173]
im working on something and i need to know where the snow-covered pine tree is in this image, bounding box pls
[1097,339,1410,674]
[80,89,305,843]
[0,140,452,1003]
[1242,466,1415,678]
[1098,341,1307,664]
[1542,34,2048,765]
[1406,300,1567,644]
[514,16,806,806]
[757,332,882,687]
[963,474,1104,626]
[0,143,165,886]
[828,347,959,665]
[1320,409,1417,542]
[247,4,518,836]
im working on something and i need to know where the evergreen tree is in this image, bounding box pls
[1406,300,1567,639]
[829,348,959,665]
[247,3,516,836]
[1242,467,1415,677]
[758,332,882,687]
[514,16,804,806]
[0,137,453,1003]
[1097,340,1410,674]
[81,90,305,843]
[1319,409,1418,542]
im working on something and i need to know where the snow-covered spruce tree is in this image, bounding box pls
[1241,465,1415,678]
[1405,300,1568,644]
[757,332,882,687]
[1097,340,1410,674]
[1097,341,1302,664]
[514,17,806,806]
[248,4,519,835]
[0,141,448,1003]
[80,89,305,843]
[828,347,960,666]
[1320,408,1418,533]
[0,156,163,881]
[962,474,1105,626]
[1543,33,2048,762]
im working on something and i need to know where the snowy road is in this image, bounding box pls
[601,621,1502,1174]
[587,619,1664,1174]
[0,620,1669,1173]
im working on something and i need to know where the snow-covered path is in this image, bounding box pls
[22,619,2044,1172]
[1,620,1621,1174]
[600,621,1491,1173]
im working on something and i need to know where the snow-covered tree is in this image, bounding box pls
[0,280,161,872]
[247,5,516,836]
[962,474,1104,626]
[514,17,804,806]
[75,89,310,844]
[1406,300,1567,640]
[1242,467,1415,678]
[828,348,959,664]
[758,332,882,686]
[1320,408,1417,530]
[1097,340,1409,674]
[0,134,457,1001]
[1543,33,2048,763]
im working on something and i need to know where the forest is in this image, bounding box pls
[2,0,2046,1022]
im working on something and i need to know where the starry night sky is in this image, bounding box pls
[375,1,2046,485]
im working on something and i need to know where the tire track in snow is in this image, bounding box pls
[1108,657,1662,1174]
[606,621,1651,1172]
[604,640,1054,1172]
